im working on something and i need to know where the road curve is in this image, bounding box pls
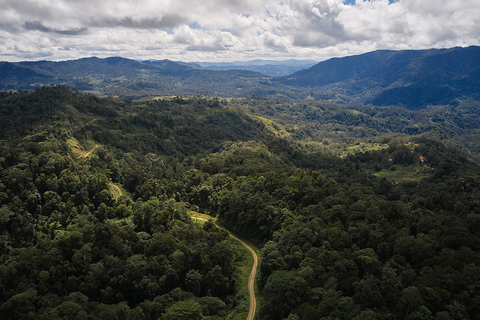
[112,184,123,197]
[229,233,258,320]
[193,217,258,320]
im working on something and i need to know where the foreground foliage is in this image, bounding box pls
[1,87,480,320]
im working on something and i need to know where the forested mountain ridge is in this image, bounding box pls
[279,46,480,109]
[228,95,480,167]
[0,86,269,320]
[3,46,480,111]
[0,57,315,100]
[190,60,317,77]
[2,87,480,319]
[0,86,268,158]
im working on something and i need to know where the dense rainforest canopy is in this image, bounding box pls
[1,86,480,320]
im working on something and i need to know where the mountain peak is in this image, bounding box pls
[279,46,480,109]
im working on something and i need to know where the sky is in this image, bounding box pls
[1,0,479,63]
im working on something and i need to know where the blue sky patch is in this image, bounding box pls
[188,22,202,30]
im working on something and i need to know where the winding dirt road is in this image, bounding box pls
[83,144,99,158]
[229,233,258,320]
[112,184,123,197]
[194,217,258,320]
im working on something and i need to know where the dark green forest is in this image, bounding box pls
[1,86,480,320]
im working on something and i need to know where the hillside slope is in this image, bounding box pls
[0,87,277,319]
[0,86,267,158]
[0,57,291,98]
[3,47,479,110]
[279,46,480,109]
[2,88,480,319]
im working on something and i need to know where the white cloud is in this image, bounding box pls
[0,0,479,62]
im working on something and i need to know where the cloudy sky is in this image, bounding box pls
[1,0,479,62]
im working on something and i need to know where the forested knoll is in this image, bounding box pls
[1,87,480,320]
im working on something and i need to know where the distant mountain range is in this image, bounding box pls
[0,57,278,98]
[280,46,480,109]
[189,59,318,76]
[140,59,318,76]
[1,46,479,110]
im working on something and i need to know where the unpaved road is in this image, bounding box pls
[112,184,123,197]
[194,217,257,320]
[83,144,99,158]
[83,118,99,127]
[229,233,258,320]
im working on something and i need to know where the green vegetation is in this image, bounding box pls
[3,47,480,113]
[225,239,253,320]
[0,57,322,100]
[108,183,124,200]
[226,96,480,166]
[1,86,480,320]
[249,114,291,138]
[372,165,431,183]
[279,46,480,109]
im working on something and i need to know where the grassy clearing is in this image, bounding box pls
[188,211,217,225]
[249,114,291,137]
[67,138,99,158]
[67,137,85,158]
[340,142,390,157]
[66,137,81,147]
[23,131,48,141]
[372,165,431,182]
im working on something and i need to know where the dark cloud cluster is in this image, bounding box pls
[89,15,187,29]
[24,21,88,35]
